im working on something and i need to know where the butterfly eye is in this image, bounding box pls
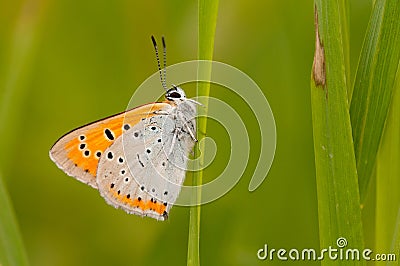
[168,91,181,99]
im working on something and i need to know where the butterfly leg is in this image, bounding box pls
[184,122,197,142]
[168,128,179,155]
[178,113,197,142]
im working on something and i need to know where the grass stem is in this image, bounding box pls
[187,1,219,266]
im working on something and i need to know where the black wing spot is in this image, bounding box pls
[84,150,90,157]
[117,190,121,195]
[96,151,102,158]
[137,154,145,167]
[146,149,151,154]
[140,186,145,191]
[126,194,131,199]
[104,128,115,141]
[158,138,162,143]
[124,177,129,182]
[123,124,130,130]
[118,157,124,163]
[79,143,86,150]
[79,135,86,141]
[133,132,139,138]
[107,151,114,160]
[110,183,115,188]
[120,169,126,175]
[164,191,168,195]
[138,197,142,201]
[162,211,169,219]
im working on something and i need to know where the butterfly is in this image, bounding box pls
[49,36,200,221]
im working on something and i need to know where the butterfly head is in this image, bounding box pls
[166,85,187,103]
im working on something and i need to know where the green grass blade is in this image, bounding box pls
[389,207,400,266]
[311,1,364,264]
[187,1,219,266]
[338,0,351,95]
[376,67,400,259]
[350,0,400,203]
[0,172,29,266]
[0,1,43,170]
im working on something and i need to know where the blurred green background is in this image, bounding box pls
[0,0,373,265]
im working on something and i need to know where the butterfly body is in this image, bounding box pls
[50,86,197,221]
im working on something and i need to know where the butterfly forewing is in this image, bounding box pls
[49,103,171,189]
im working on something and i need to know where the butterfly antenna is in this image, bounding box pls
[161,36,167,90]
[151,35,168,91]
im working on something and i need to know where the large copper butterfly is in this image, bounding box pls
[50,36,199,220]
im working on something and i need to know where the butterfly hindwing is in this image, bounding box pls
[96,102,196,220]
[49,103,171,189]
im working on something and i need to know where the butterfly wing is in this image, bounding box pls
[96,104,196,220]
[49,103,171,189]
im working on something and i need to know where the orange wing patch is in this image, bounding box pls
[64,119,123,177]
[49,102,172,189]
[110,187,168,219]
